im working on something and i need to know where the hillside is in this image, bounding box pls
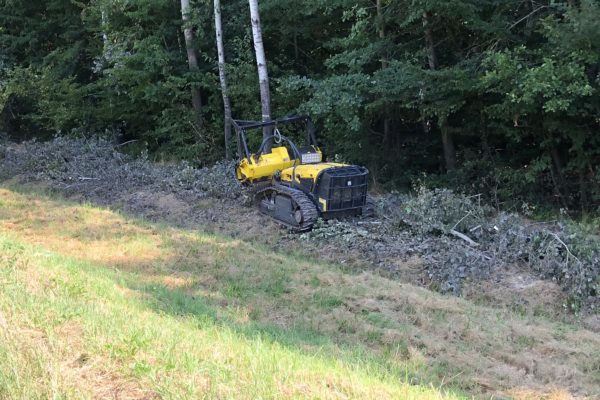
[1,137,598,312]
[1,186,599,399]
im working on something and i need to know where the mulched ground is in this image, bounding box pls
[1,136,597,316]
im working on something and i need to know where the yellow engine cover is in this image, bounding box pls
[280,162,346,186]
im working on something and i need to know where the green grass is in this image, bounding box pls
[0,188,463,400]
[0,186,598,399]
[0,237,458,399]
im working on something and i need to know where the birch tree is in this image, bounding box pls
[180,0,203,128]
[248,0,273,153]
[214,0,232,158]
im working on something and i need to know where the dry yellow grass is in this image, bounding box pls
[0,187,599,399]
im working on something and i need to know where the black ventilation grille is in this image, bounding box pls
[316,166,368,211]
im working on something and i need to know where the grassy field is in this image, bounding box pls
[0,186,598,399]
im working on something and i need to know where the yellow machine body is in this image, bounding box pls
[279,162,346,212]
[235,146,297,183]
[236,144,349,214]
[236,146,338,185]
[280,162,345,183]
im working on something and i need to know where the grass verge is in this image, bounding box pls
[0,186,598,399]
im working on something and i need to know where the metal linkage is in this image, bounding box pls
[230,115,318,160]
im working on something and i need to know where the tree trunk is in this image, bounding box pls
[480,111,491,158]
[423,11,456,171]
[377,0,392,145]
[99,8,122,141]
[101,10,109,61]
[376,0,386,66]
[248,0,273,153]
[180,0,203,128]
[440,116,457,170]
[214,0,233,159]
[293,30,299,61]
[578,163,588,213]
[546,137,569,209]
[423,12,438,70]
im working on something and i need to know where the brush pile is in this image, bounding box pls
[304,187,599,308]
[0,136,245,204]
[1,136,598,308]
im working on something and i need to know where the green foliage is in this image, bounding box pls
[1,0,599,213]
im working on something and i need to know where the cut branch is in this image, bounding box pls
[450,229,479,247]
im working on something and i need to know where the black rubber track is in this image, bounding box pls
[255,184,319,232]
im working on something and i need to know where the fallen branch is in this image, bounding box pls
[508,6,548,30]
[450,229,479,247]
[469,225,481,232]
[451,211,472,231]
[548,232,581,264]
[115,139,139,147]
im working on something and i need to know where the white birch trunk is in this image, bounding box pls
[214,0,233,159]
[248,0,273,152]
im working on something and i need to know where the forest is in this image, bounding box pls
[1,0,599,215]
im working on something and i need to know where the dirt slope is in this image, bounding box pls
[0,137,597,318]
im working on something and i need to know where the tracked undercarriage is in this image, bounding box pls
[255,184,319,231]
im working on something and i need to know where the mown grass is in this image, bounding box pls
[0,238,459,400]
[0,186,598,399]
[0,188,462,399]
